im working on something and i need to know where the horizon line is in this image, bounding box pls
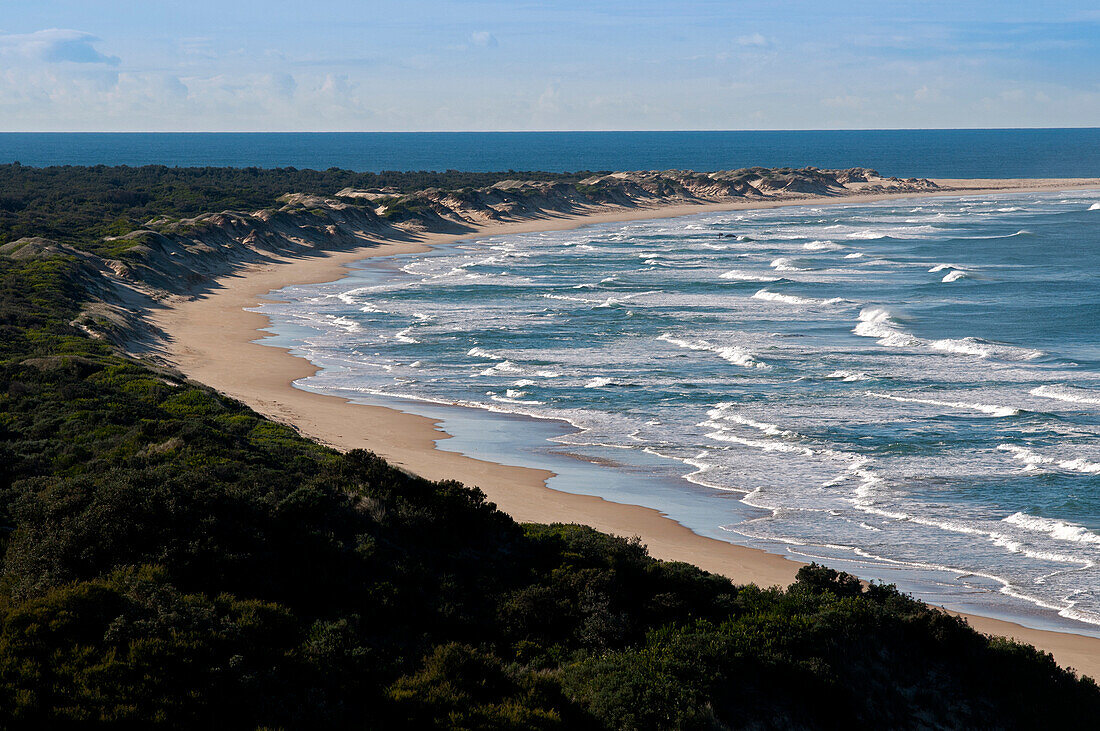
[1,126,1098,134]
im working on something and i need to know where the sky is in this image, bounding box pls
[1,1,1098,131]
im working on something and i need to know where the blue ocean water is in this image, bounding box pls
[258,189,1100,632]
[1,129,1099,177]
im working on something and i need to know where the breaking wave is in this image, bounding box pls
[752,289,844,306]
[870,392,1020,417]
[657,333,768,369]
[1030,385,1100,406]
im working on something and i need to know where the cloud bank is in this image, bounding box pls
[0,1,1097,131]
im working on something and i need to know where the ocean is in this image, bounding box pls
[1,129,1100,178]
[256,188,1100,635]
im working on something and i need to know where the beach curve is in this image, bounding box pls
[150,178,1100,679]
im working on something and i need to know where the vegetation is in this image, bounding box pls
[0,164,596,256]
[0,171,1098,727]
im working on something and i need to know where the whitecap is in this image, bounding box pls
[584,377,615,388]
[335,286,375,305]
[478,360,524,376]
[657,333,768,369]
[960,229,1032,240]
[1030,385,1100,406]
[941,270,968,283]
[720,269,781,282]
[705,431,814,455]
[770,257,807,271]
[489,394,544,405]
[846,230,888,240]
[393,327,419,344]
[752,289,844,306]
[706,404,798,437]
[803,240,845,251]
[824,369,873,382]
[852,308,920,348]
[330,316,361,333]
[869,391,1020,417]
[998,445,1100,474]
[929,337,1042,361]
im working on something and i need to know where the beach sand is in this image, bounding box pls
[150,178,1100,679]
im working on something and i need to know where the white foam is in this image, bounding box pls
[1060,458,1100,474]
[997,444,1083,478]
[330,316,361,333]
[929,337,1042,361]
[770,257,806,271]
[752,289,844,306]
[844,252,864,259]
[720,269,781,282]
[584,377,614,388]
[394,327,419,344]
[929,338,988,357]
[544,291,649,308]
[869,391,1020,417]
[963,229,1032,240]
[657,333,768,369]
[1030,385,1100,406]
[929,263,956,272]
[489,393,544,405]
[706,404,797,437]
[941,270,968,283]
[825,369,873,382]
[846,230,888,240]
[803,240,844,251]
[478,360,524,376]
[467,347,501,360]
[335,286,375,305]
[705,431,814,455]
[1088,203,1100,210]
[998,446,1100,475]
[852,308,920,348]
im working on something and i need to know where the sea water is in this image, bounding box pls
[2,129,1100,177]
[257,189,1100,634]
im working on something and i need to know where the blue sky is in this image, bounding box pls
[1,1,1098,131]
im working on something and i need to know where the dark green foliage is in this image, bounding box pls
[0,164,596,256]
[1,254,1099,728]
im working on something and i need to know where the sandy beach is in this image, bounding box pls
[150,178,1100,679]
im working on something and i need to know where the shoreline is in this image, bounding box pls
[150,178,1100,678]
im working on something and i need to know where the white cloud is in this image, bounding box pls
[735,33,769,47]
[470,31,498,48]
[0,29,119,66]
